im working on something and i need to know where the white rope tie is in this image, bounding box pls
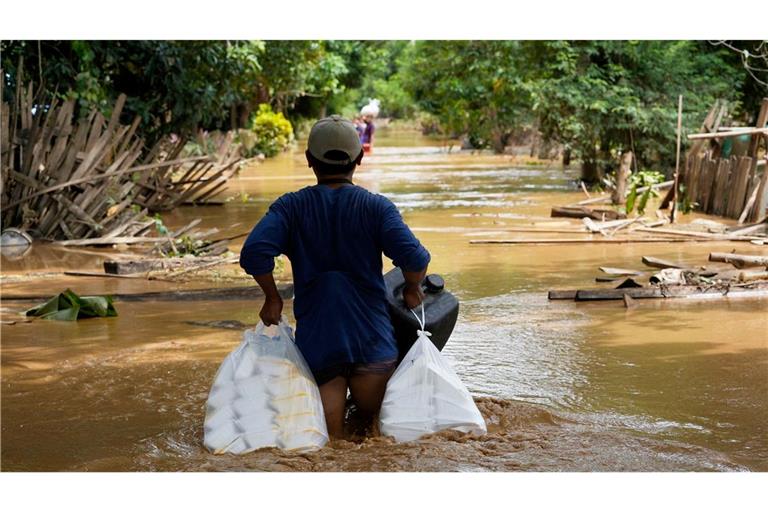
[410,302,431,337]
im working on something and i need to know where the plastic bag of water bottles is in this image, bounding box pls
[379,306,486,442]
[203,320,328,454]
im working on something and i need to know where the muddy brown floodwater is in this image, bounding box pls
[2,129,767,471]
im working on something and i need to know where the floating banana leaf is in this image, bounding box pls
[25,289,118,321]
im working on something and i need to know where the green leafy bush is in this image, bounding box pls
[626,170,665,215]
[248,104,294,157]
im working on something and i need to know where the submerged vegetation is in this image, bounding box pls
[2,40,765,176]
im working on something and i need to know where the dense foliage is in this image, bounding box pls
[248,104,294,158]
[2,40,763,175]
[400,40,763,181]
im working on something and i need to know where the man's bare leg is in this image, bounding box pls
[318,376,348,439]
[348,370,394,417]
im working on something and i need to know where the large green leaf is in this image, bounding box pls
[626,186,638,214]
[25,289,117,321]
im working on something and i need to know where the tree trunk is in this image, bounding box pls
[529,131,539,157]
[238,104,251,129]
[490,127,506,154]
[612,151,633,205]
[581,159,602,184]
[562,146,572,167]
[230,105,237,131]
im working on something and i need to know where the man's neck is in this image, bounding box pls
[316,174,354,188]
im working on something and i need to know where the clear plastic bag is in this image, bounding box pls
[379,306,486,442]
[203,320,328,454]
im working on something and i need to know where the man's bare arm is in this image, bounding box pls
[402,268,427,310]
[253,272,283,325]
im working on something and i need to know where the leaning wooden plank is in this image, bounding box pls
[749,164,768,223]
[641,256,686,269]
[747,98,768,158]
[709,252,768,268]
[738,177,761,224]
[728,157,752,218]
[711,159,731,217]
[0,284,294,303]
[1,156,210,213]
[52,236,177,246]
[574,282,768,301]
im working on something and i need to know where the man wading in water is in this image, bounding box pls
[240,115,430,438]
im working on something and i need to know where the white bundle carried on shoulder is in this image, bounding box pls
[379,305,486,442]
[203,320,328,454]
[360,98,380,117]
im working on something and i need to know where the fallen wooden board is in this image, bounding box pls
[599,267,643,276]
[569,282,768,301]
[103,255,234,275]
[633,227,764,241]
[641,256,686,269]
[709,252,768,268]
[63,271,173,282]
[583,217,608,235]
[165,256,239,278]
[0,284,294,303]
[548,290,577,300]
[551,206,626,221]
[728,216,768,236]
[54,236,179,247]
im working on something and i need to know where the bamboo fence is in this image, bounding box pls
[1,67,241,241]
[680,99,768,222]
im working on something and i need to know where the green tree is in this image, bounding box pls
[401,41,533,152]
[526,41,746,182]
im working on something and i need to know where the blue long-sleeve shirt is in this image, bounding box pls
[240,184,431,372]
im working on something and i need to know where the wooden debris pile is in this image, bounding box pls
[549,250,768,303]
[1,66,242,241]
[470,214,767,245]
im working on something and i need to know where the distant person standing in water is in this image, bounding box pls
[360,114,375,153]
[359,99,379,154]
[240,115,430,439]
[353,115,365,140]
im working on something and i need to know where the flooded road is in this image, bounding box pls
[2,129,767,471]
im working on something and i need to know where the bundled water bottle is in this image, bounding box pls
[203,320,328,454]
[379,305,487,443]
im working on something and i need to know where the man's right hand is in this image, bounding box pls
[403,283,425,310]
[259,296,283,326]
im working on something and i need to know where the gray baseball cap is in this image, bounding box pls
[307,115,363,165]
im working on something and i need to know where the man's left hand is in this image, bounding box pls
[259,296,283,326]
